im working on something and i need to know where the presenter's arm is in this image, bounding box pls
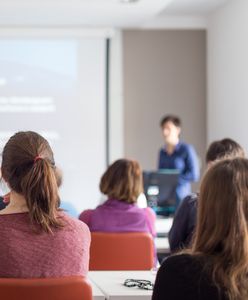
[181,145,199,182]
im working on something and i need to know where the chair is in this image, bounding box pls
[0,276,92,300]
[89,232,154,270]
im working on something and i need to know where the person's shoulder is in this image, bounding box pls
[60,211,90,233]
[160,253,203,274]
[143,206,155,213]
[183,193,198,205]
[162,253,195,266]
[179,142,195,151]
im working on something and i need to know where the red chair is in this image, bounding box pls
[0,276,92,300]
[89,232,154,270]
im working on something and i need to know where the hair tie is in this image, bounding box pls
[34,155,42,163]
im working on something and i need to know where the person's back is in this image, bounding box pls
[0,131,91,278]
[0,211,90,278]
[168,193,197,251]
[153,158,248,300]
[79,159,156,237]
[168,138,245,251]
[80,199,155,236]
[152,254,226,300]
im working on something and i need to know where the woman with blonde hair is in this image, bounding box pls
[152,158,248,300]
[0,131,90,278]
[79,159,156,237]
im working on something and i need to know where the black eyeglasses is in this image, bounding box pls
[123,279,154,290]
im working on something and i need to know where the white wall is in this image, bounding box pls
[207,0,248,152]
[109,30,124,163]
[123,30,206,174]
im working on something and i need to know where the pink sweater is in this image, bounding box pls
[0,212,90,278]
[79,199,156,237]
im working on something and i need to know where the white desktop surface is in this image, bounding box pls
[89,279,106,300]
[155,216,172,254]
[155,217,173,234]
[89,271,156,300]
[155,237,169,253]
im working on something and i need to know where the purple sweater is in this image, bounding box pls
[79,199,156,237]
[0,212,90,278]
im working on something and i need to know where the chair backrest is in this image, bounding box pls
[89,232,154,270]
[0,276,92,300]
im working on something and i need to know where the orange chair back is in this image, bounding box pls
[89,232,154,270]
[0,276,92,300]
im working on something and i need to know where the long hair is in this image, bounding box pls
[1,131,63,233]
[191,158,248,299]
[100,159,143,204]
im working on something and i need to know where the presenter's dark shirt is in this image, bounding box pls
[169,193,198,251]
[158,142,199,202]
[152,254,227,300]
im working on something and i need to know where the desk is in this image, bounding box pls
[155,217,172,254]
[155,217,173,236]
[89,271,156,300]
[155,237,170,254]
[90,279,106,300]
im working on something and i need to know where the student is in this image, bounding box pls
[169,138,245,252]
[0,131,90,278]
[158,115,199,206]
[152,158,248,300]
[79,159,156,237]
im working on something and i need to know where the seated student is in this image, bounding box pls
[152,158,248,300]
[169,138,244,252]
[0,131,90,278]
[79,159,156,237]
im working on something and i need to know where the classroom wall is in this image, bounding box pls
[122,30,207,183]
[207,0,248,153]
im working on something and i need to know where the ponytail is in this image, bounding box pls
[21,158,63,233]
[1,131,64,233]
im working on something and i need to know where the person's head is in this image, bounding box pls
[160,115,181,145]
[192,158,248,299]
[100,159,143,204]
[1,131,62,233]
[206,138,245,165]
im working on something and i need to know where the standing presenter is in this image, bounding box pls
[158,115,199,206]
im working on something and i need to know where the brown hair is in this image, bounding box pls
[1,131,63,233]
[100,159,143,204]
[206,138,245,163]
[191,158,248,299]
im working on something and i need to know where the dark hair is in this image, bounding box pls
[191,158,248,299]
[1,131,63,233]
[205,138,245,163]
[160,115,181,128]
[100,159,143,204]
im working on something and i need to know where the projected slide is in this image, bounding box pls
[0,38,106,215]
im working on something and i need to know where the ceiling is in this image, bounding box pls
[161,0,229,15]
[0,0,230,28]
